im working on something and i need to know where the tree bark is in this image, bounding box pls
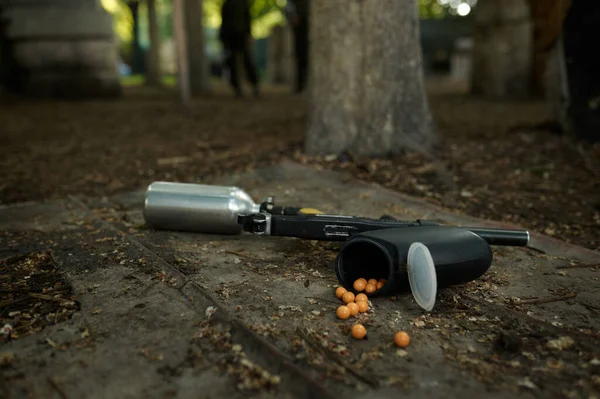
[173,0,191,106]
[559,0,600,143]
[305,0,436,157]
[184,0,210,94]
[527,0,571,95]
[471,0,533,99]
[127,1,145,75]
[267,24,293,85]
[145,0,161,86]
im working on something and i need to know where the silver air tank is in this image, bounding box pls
[143,181,260,234]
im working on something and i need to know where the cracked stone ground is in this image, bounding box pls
[1,161,599,399]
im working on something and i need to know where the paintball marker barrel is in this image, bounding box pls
[464,228,529,247]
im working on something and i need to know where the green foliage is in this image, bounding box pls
[249,0,284,19]
[419,0,448,19]
[102,0,462,47]
[203,0,286,38]
[101,0,134,42]
[102,0,174,48]
[157,0,173,38]
[203,0,223,27]
[120,73,176,86]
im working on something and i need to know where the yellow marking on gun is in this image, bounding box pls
[299,208,324,215]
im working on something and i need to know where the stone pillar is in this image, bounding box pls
[145,0,161,86]
[450,37,473,83]
[544,35,570,133]
[471,0,533,99]
[267,24,293,85]
[5,0,121,98]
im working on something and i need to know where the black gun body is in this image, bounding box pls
[268,214,529,246]
[271,215,439,241]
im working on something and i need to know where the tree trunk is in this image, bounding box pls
[527,0,571,95]
[267,24,293,85]
[184,0,210,94]
[544,35,570,134]
[305,0,436,157]
[471,0,533,99]
[127,1,145,75]
[559,0,600,143]
[173,0,191,106]
[145,0,161,86]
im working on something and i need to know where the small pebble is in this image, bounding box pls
[546,336,574,351]
[351,324,367,339]
[396,349,408,357]
[232,344,243,352]
[342,292,355,304]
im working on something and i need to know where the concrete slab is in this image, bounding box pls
[1,162,599,399]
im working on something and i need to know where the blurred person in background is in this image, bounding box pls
[219,0,260,98]
[285,0,309,94]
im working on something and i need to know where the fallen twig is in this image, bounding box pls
[0,288,68,294]
[583,303,600,315]
[48,377,68,399]
[28,293,75,305]
[556,263,599,270]
[13,319,39,332]
[226,250,252,258]
[0,297,31,309]
[524,246,546,255]
[510,293,577,306]
[0,250,52,267]
[0,253,27,265]
[304,296,341,306]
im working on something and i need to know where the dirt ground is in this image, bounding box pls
[0,78,598,253]
[1,77,599,398]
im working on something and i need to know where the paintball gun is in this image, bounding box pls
[143,182,530,311]
[143,181,529,246]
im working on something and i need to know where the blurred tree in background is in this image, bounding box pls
[306,0,436,156]
[100,0,477,66]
